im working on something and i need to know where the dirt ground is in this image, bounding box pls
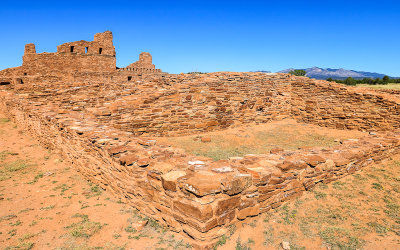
[156,119,367,160]
[1,115,399,250]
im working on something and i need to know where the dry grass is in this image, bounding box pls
[356,83,400,90]
[220,156,400,249]
[159,120,365,160]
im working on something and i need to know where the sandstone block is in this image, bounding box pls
[237,204,260,220]
[173,199,213,222]
[221,173,252,195]
[215,196,240,216]
[161,170,186,192]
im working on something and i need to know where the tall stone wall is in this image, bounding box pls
[123,52,162,73]
[22,31,116,74]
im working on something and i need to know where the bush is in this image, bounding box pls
[289,69,307,76]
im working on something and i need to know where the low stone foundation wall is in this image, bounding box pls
[291,78,400,131]
[1,86,400,247]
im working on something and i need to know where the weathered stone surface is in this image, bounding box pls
[304,155,326,167]
[182,172,222,196]
[173,200,213,222]
[161,170,187,192]
[237,204,260,220]
[221,173,252,195]
[119,154,138,166]
[215,196,240,216]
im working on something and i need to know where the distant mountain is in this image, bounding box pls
[278,67,391,80]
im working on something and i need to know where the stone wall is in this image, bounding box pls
[291,78,400,131]
[106,72,292,136]
[22,31,116,74]
[0,31,162,86]
[123,52,162,73]
[2,73,400,248]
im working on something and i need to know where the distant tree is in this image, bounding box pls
[383,75,390,83]
[344,77,357,86]
[326,78,334,82]
[374,78,382,85]
[289,69,307,76]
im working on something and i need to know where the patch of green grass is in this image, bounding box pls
[314,191,327,200]
[65,214,102,238]
[280,205,297,225]
[0,118,10,123]
[40,205,55,210]
[4,241,34,250]
[318,227,365,249]
[263,225,274,246]
[299,218,313,238]
[124,225,137,233]
[29,220,37,227]
[19,208,34,214]
[84,184,103,199]
[9,220,22,226]
[367,222,389,234]
[214,234,228,248]
[113,234,121,239]
[332,181,345,190]
[27,172,44,184]
[235,237,251,250]
[0,160,33,181]
[53,183,70,194]
[372,183,384,190]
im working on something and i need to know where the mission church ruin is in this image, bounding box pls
[0,31,161,86]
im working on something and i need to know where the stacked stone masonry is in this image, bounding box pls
[1,32,400,247]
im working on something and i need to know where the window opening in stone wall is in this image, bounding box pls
[128,76,132,81]
[70,46,74,53]
[99,48,103,54]
[85,47,88,54]
[24,73,27,76]
[0,82,10,85]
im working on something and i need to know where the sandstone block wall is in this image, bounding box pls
[1,89,399,246]
[291,78,400,131]
[123,52,162,73]
[2,72,400,247]
[106,73,292,136]
[22,31,116,74]
[0,31,162,86]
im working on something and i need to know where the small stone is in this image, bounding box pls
[281,241,290,250]
[270,148,284,154]
[188,160,205,166]
[212,166,233,173]
[201,137,211,143]
[131,220,148,231]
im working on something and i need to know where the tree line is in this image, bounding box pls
[327,76,400,86]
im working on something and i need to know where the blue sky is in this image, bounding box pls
[1,0,399,76]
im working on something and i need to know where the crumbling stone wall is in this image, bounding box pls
[123,52,162,73]
[2,73,400,248]
[107,72,291,136]
[22,31,116,74]
[291,78,400,131]
[0,31,162,86]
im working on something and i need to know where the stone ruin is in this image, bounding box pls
[0,31,161,86]
[1,31,400,248]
